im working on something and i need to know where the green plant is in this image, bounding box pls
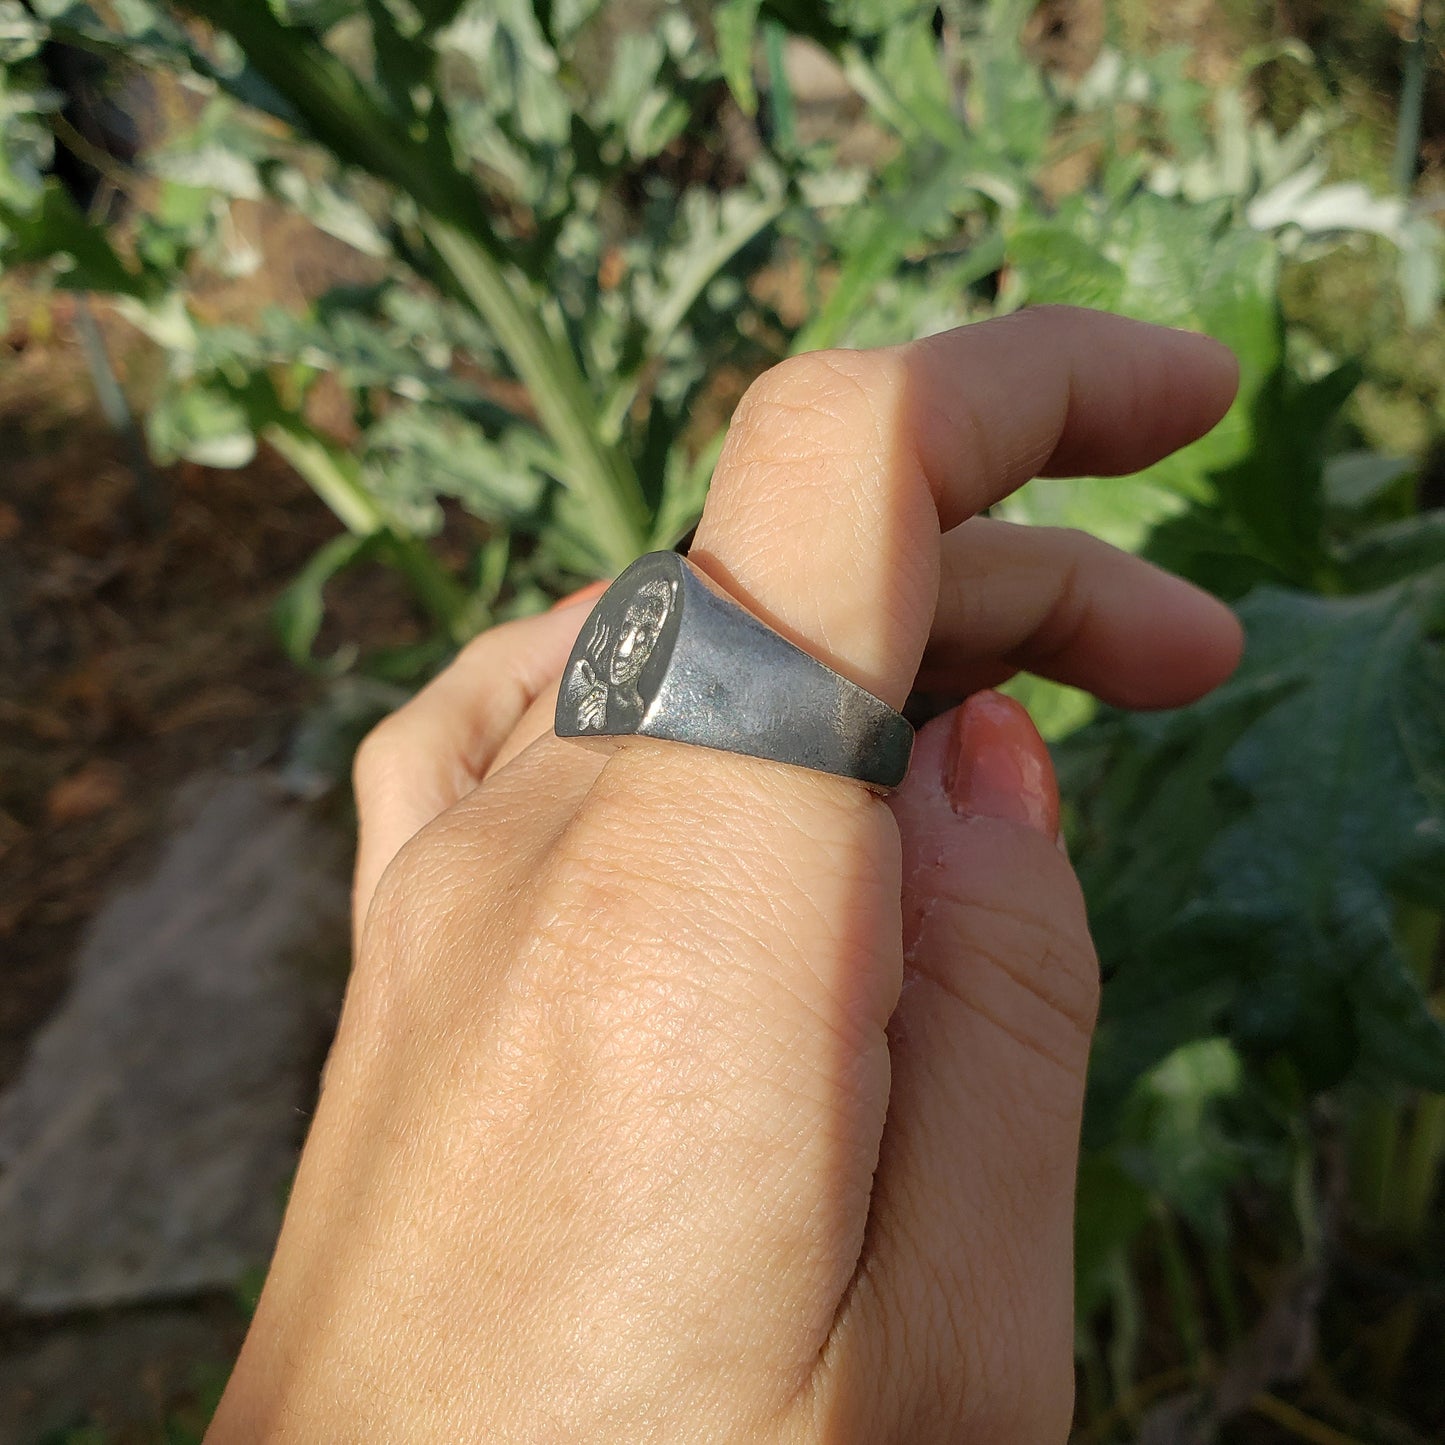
[3,0,1443,1437]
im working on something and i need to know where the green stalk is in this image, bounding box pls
[1341,910,1441,1400]
[424,220,650,571]
[1348,906,1444,1238]
[1105,1253,1144,1414]
[383,534,475,643]
[1204,1235,1244,1347]
[183,0,651,574]
[1389,906,1445,1238]
[1393,0,1428,196]
[1346,905,1442,1238]
[598,191,787,440]
[264,420,470,642]
[762,19,796,154]
[264,421,384,536]
[1349,1090,1402,1232]
[1153,1206,1207,1375]
[1397,1093,1445,1235]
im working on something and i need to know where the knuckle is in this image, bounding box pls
[1024,549,1092,667]
[521,800,766,1049]
[355,830,449,966]
[455,614,523,672]
[1045,524,1119,575]
[528,831,716,1038]
[730,348,900,455]
[353,820,521,1028]
[351,713,403,796]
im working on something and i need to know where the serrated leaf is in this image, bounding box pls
[1337,513,1445,591]
[0,179,154,297]
[1075,574,1445,1135]
[996,472,1188,552]
[715,0,763,116]
[360,406,549,527]
[796,140,994,352]
[602,176,784,433]
[1323,450,1414,512]
[1006,221,1125,311]
[1004,196,1283,505]
[867,16,961,148]
[1209,360,1360,586]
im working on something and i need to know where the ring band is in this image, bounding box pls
[553,552,914,790]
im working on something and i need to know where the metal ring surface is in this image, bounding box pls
[554,552,914,790]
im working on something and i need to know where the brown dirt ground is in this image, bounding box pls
[0,277,432,1437]
[1,297,337,1094]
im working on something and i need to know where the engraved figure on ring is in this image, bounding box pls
[565,576,677,731]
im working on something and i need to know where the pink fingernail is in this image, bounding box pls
[943,691,1059,839]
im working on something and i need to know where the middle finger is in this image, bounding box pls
[920,515,1242,707]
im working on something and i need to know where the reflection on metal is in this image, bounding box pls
[556,552,914,791]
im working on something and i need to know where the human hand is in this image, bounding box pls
[209,308,1242,1443]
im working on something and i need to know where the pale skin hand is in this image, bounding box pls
[209,308,1243,1443]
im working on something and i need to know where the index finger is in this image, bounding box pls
[689,305,1239,709]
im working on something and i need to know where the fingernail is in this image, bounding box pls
[550,580,609,612]
[944,691,1059,838]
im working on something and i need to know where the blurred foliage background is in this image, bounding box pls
[2,0,1445,1440]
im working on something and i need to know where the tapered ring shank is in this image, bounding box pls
[554,552,914,791]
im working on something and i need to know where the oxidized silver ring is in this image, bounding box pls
[554,551,914,790]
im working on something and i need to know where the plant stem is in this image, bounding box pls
[264,421,384,535]
[762,20,796,154]
[182,0,651,574]
[1393,0,1428,196]
[1355,906,1443,1395]
[1250,1392,1369,1445]
[264,420,470,641]
[1349,1089,1402,1232]
[1073,1367,1195,1445]
[1396,1092,1445,1235]
[424,219,650,572]
[1103,1251,1145,1413]
[1154,1206,1207,1375]
[1389,907,1445,1236]
[1204,1235,1245,1347]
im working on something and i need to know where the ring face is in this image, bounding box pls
[555,552,914,790]
[560,553,683,735]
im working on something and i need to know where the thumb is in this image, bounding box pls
[824,692,1098,1443]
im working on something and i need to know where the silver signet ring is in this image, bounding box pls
[554,552,914,791]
